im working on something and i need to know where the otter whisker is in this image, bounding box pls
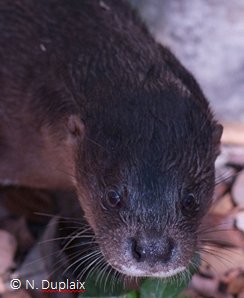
[199,246,231,259]
[199,227,236,235]
[57,226,91,233]
[66,249,100,276]
[104,263,114,292]
[76,251,103,280]
[110,268,120,292]
[60,228,94,253]
[34,212,90,226]
[38,229,88,245]
[199,248,235,268]
[99,262,111,289]
[215,170,237,185]
[86,136,107,152]
[155,277,161,295]
[42,251,81,281]
[62,240,97,251]
[23,237,89,273]
[45,245,95,279]
[53,166,77,180]
[198,220,232,232]
[197,255,214,271]
[95,261,109,288]
[199,239,238,249]
[181,270,187,285]
[85,254,105,281]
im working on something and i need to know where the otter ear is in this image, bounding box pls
[66,114,85,141]
[213,123,223,157]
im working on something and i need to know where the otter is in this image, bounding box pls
[0,0,222,278]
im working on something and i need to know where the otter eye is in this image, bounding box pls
[102,190,121,209]
[181,193,199,216]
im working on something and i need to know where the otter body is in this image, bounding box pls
[0,0,222,278]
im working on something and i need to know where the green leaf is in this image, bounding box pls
[138,253,201,298]
[126,290,139,298]
[79,270,127,297]
[78,253,200,297]
[140,277,189,298]
[78,289,138,298]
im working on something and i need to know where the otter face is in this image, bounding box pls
[77,163,214,278]
[75,89,222,278]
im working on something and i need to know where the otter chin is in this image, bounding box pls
[118,265,186,278]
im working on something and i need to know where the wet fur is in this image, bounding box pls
[0,0,222,278]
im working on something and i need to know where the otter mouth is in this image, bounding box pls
[115,263,186,278]
[98,230,193,279]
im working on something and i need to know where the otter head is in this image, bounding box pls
[69,85,222,278]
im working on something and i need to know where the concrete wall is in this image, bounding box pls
[130,0,244,122]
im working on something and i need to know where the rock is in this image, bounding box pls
[226,269,244,294]
[1,218,35,255]
[219,145,244,167]
[214,166,236,202]
[221,123,244,146]
[211,193,233,215]
[235,211,244,233]
[232,171,244,207]
[191,275,229,298]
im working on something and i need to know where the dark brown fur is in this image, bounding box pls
[0,0,222,278]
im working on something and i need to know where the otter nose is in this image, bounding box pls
[131,237,174,264]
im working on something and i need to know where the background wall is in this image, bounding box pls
[130,0,244,122]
